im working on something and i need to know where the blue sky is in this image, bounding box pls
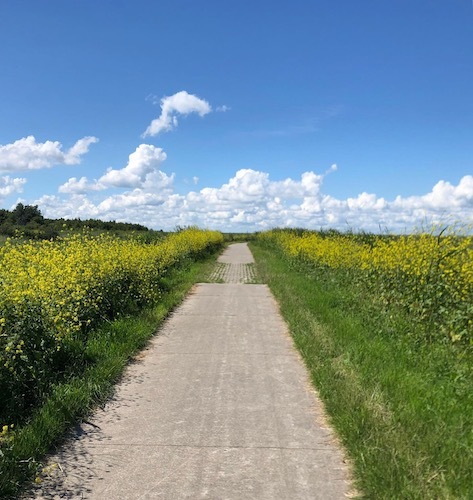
[1,0,472,232]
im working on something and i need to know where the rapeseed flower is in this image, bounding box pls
[0,228,223,422]
[259,228,472,344]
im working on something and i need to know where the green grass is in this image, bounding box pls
[250,241,473,499]
[0,254,218,499]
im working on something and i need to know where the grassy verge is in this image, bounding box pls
[250,242,473,499]
[0,254,218,499]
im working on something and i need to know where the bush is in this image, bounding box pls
[0,228,224,425]
[258,227,473,345]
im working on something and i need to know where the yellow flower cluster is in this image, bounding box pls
[0,228,223,421]
[0,423,14,447]
[0,229,222,343]
[259,228,473,343]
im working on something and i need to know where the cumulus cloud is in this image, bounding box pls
[97,190,170,212]
[347,192,388,211]
[0,176,27,197]
[58,144,172,193]
[35,194,100,220]
[0,136,98,172]
[191,169,325,208]
[36,166,473,233]
[99,144,169,188]
[59,177,106,194]
[143,91,211,137]
[37,168,335,230]
[199,169,270,203]
[394,176,473,210]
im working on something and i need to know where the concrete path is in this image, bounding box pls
[31,243,351,499]
[209,243,258,284]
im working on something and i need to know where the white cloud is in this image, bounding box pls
[326,163,337,174]
[394,175,473,210]
[199,169,270,203]
[35,194,100,220]
[36,164,473,233]
[216,105,230,112]
[59,177,106,194]
[99,144,169,188]
[0,176,27,197]
[65,137,99,161]
[58,144,172,193]
[143,91,211,137]
[97,190,170,212]
[0,136,98,172]
[347,192,387,211]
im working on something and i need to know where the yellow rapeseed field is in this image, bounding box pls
[0,228,223,422]
[259,228,473,344]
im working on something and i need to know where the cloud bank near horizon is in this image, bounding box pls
[37,165,473,233]
[1,91,472,233]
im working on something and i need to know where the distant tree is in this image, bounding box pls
[11,203,44,226]
[0,220,15,237]
[0,209,9,225]
[0,205,152,239]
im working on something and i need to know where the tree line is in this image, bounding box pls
[0,203,152,240]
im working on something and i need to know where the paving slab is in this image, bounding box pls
[216,243,255,264]
[30,243,351,499]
